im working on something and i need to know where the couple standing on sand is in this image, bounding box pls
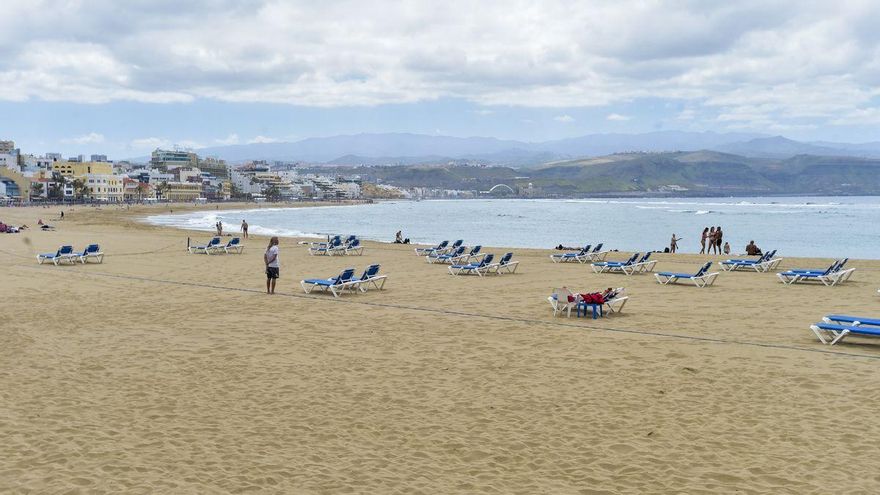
[700,226,725,254]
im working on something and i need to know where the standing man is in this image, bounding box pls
[241,219,249,239]
[670,233,682,253]
[264,236,280,294]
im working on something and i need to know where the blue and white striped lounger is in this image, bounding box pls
[655,262,718,287]
[810,315,880,345]
[488,252,519,274]
[356,264,387,291]
[721,250,781,272]
[427,246,465,264]
[189,237,222,254]
[415,240,449,256]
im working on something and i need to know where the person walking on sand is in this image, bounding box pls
[264,236,280,294]
[670,233,682,253]
[707,226,716,254]
[241,220,249,239]
[699,227,709,254]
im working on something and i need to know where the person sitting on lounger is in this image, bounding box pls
[745,240,762,256]
[395,231,403,243]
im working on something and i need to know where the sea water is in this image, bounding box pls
[145,197,880,259]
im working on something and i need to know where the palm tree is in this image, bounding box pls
[72,178,87,201]
[31,182,44,200]
[155,182,167,200]
[48,173,65,200]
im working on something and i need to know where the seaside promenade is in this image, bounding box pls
[2,203,880,493]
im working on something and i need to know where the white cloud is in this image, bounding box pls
[62,132,105,144]
[554,114,575,123]
[129,137,169,150]
[0,1,878,132]
[472,109,494,116]
[215,133,240,145]
[606,113,631,121]
[247,135,279,144]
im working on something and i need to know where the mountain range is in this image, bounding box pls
[184,131,880,166]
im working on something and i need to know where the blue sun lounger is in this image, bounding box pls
[207,237,243,254]
[592,252,640,274]
[76,244,104,263]
[415,240,449,256]
[587,243,609,262]
[777,259,854,286]
[309,236,343,256]
[488,252,519,274]
[427,245,465,264]
[449,253,495,276]
[37,245,76,265]
[721,250,781,272]
[300,268,359,297]
[550,244,591,264]
[810,314,880,345]
[189,237,222,254]
[655,261,718,287]
[356,264,387,291]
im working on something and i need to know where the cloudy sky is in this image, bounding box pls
[2,0,880,158]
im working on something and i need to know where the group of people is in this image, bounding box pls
[214,219,250,239]
[699,226,728,255]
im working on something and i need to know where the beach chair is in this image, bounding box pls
[300,268,360,297]
[603,288,629,314]
[777,259,854,286]
[721,250,781,272]
[356,264,387,291]
[442,239,464,254]
[415,240,449,256]
[426,245,465,264]
[550,244,591,263]
[309,236,342,256]
[454,245,484,264]
[448,254,495,276]
[810,314,880,345]
[208,237,243,254]
[489,252,519,274]
[189,237,222,254]
[587,243,609,262]
[343,238,364,256]
[655,262,719,287]
[632,252,657,273]
[547,288,578,317]
[37,245,76,265]
[591,252,639,274]
[76,244,104,263]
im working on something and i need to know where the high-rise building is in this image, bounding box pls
[90,154,109,162]
[0,140,15,153]
[151,149,198,171]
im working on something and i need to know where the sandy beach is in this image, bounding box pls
[2,203,880,494]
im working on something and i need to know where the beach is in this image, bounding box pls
[2,203,880,494]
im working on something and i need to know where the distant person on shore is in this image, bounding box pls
[745,240,762,256]
[707,227,716,254]
[60,210,64,220]
[723,241,730,255]
[264,236,280,294]
[715,226,723,255]
[395,231,403,243]
[241,220,249,239]
[699,227,709,254]
[670,233,682,253]
[216,221,223,236]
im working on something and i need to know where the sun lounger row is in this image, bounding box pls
[448,252,520,276]
[308,235,363,256]
[415,239,464,256]
[427,245,483,264]
[189,237,244,254]
[778,259,854,286]
[720,250,782,272]
[550,243,608,263]
[810,314,880,345]
[300,264,387,297]
[37,244,104,265]
[591,252,657,275]
[655,261,719,287]
[548,287,628,317]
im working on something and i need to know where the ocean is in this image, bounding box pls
[145,197,879,259]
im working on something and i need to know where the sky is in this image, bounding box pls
[2,0,880,159]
